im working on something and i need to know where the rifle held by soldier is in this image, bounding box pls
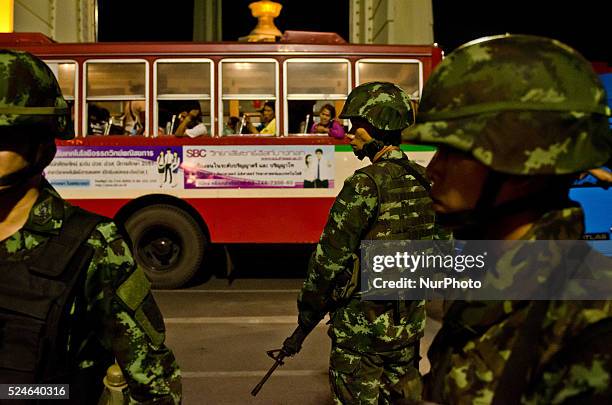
[250,325,310,396]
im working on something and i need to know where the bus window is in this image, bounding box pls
[220,60,278,136]
[85,61,147,136]
[356,59,422,100]
[284,59,349,135]
[44,61,76,134]
[156,60,213,136]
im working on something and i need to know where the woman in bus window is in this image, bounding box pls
[310,103,345,139]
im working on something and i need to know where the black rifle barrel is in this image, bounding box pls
[251,352,285,396]
[251,326,305,397]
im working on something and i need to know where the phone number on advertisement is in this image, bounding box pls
[0,384,69,399]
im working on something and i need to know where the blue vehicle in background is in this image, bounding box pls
[569,70,612,256]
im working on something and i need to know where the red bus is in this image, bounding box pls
[0,32,442,288]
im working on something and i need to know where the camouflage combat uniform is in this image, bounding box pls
[0,50,181,403]
[297,82,435,404]
[402,35,612,404]
[0,181,181,403]
[425,207,612,404]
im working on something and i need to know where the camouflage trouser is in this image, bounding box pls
[329,343,422,405]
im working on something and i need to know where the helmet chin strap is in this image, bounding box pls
[0,164,43,187]
[354,139,385,161]
[436,172,504,239]
[0,142,56,192]
[437,172,571,239]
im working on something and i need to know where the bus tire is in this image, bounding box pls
[124,204,206,289]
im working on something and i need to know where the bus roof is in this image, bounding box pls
[0,32,441,59]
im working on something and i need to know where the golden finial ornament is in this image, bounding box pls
[239,1,283,42]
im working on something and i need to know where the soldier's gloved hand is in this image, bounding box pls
[281,325,310,356]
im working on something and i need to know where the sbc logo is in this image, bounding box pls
[186,149,207,158]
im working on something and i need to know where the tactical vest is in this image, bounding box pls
[329,157,435,352]
[357,157,434,241]
[338,157,434,303]
[0,208,106,404]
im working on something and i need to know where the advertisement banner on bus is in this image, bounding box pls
[182,145,335,189]
[46,145,336,190]
[46,146,184,189]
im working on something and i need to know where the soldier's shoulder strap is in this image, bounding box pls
[355,157,431,221]
[389,158,431,192]
[29,207,108,278]
[33,207,108,382]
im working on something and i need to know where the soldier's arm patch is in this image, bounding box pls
[117,266,151,312]
[115,266,167,347]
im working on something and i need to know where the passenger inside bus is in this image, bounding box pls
[123,100,145,135]
[245,101,276,135]
[158,100,210,135]
[290,100,316,134]
[288,100,348,136]
[174,109,209,137]
[88,104,110,135]
[87,103,126,135]
[310,103,345,139]
[223,116,241,135]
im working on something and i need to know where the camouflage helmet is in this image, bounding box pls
[402,34,612,175]
[339,81,415,131]
[0,49,73,140]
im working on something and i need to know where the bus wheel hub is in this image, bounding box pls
[144,237,180,268]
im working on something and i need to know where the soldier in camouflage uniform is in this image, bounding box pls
[402,35,612,404]
[0,50,181,403]
[284,82,435,404]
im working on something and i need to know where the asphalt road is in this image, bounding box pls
[152,245,441,405]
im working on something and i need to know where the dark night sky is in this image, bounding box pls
[98,0,610,64]
[432,1,611,64]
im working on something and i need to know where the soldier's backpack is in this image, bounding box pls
[0,207,107,403]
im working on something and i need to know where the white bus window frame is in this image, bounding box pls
[83,59,149,137]
[154,58,214,137]
[218,58,279,136]
[43,59,79,136]
[355,58,424,101]
[283,58,351,136]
